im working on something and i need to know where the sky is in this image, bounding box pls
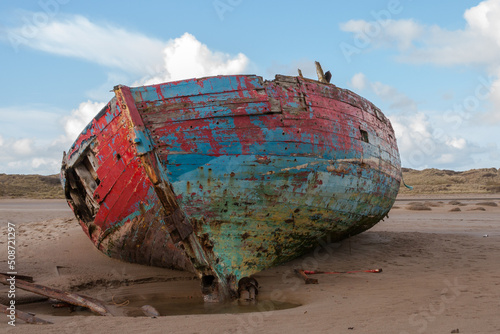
[0,0,499,175]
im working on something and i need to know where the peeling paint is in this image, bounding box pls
[280,163,310,172]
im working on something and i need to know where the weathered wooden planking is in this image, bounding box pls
[132,75,265,101]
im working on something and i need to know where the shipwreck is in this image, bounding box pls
[61,63,402,301]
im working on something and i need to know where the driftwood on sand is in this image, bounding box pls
[0,273,112,316]
[0,303,53,325]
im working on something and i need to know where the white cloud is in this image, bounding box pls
[7,14,165,75]
[61,100,106,144]
[350,72,367,90]
[0,101,104,175]
[140,33,249,85]
[6,15,251,85]
[3,155,61,175]
[0,133,68,175]
[31,157,60,171]
[0,104,75,174]
[488,68,500,122]
[12,138,34,155]
[341,1,500,66]
[340,19,423,50]
[341,0,500,122]
[348,73,417,113]
[348,73,497,169]
[464,0,500,46]
[6,161,24,170]
[446,138,467,150]
[389,112,481,169]
[383,19,424,50]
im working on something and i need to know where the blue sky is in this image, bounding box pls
[0,0,499,174]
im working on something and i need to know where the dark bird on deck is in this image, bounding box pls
[325,71,332,83]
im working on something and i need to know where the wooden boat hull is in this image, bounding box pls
[61,74,401,300]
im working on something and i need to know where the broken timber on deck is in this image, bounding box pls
[61,64,402,301]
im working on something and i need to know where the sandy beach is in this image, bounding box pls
[1,195,499,333]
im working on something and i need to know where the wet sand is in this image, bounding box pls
[1,195,499,333]
[0,199,74,224]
